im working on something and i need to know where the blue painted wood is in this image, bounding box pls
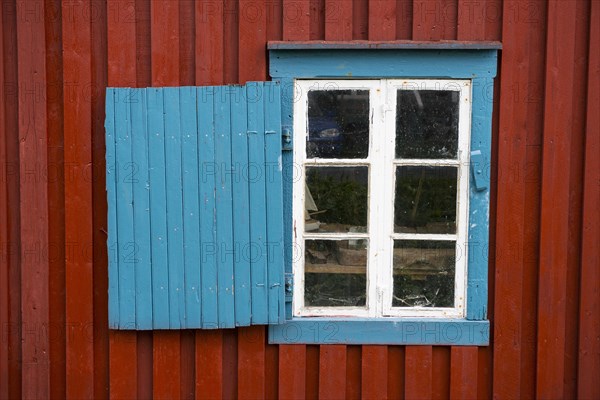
[146,88,170,329]
[130,89,153,329]
[278,78,295,320]
[180,87,202,328]
[247,82,269,325]
[264,82,286,324]
[269,49,498,79]
[164,88,186,329]
[198,86,219,329]
[466,77,493,320]
[268,318,490,345]
[470,150,487,191]
[230,85,252,327]
[214,86,236,329]
[115,89,136,328]
[105,89,119,328]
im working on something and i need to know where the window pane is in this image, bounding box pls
[392,240,455,308]
[394,166,457,234]
[304,239,367,307]
[306,166,368,233]
[307,90,369,159]
[396,90,459,159]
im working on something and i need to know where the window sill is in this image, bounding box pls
[268,317,489,346]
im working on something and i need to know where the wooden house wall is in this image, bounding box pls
[0,0,598,398]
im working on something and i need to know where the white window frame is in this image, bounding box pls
[292,79,472,319]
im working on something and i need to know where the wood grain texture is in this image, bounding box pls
[450,347,478,399]
[319,345,347,399]
[362,346,388,399]
[405,346,432,399]
[279,345,306,400]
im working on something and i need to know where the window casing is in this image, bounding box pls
[293,79,472,319]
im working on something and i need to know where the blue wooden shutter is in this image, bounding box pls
[105,82,285,329]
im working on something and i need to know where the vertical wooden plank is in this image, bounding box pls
[107,1,139,396]
[412,0,457,40]
[369,0,396,40]
[16,0,50,397]
[450,347,478,399]
[163,87,185,329]
[265,83,285,324]
[224,0,239,84]
[387,346,405,399]
[306,345,320,398]
[432,347,450,400]
[146,88,169,328]
[196,0,224,85]
[319,345,347,399]
[283,0,310,40]
[279,345,306,400]
[214,85,235,328]
[325,0,352,40]
[396,0,413,39]
[310,0,326,40]
[362,346,388,399]
[247,82,269,324]
[346,346,361,399]
[198,86,219,328]
[0,2,9,395]
[578,1,600,398]
[238,326,266,399]
[180,87,202,328]
[196,330,223,399]
[537,1,577,398]
[179,0,195,85]
[153,333,181,400]
[265,342,279,399]
[231,85,252,327]
[353,0,369,39]
[105,89,118,327]
[115,90,136,328]
[405,346,432,400]
[130,89,152,329]
[62,1,94,396]
[238,0,266,83]
[457,0,486,40]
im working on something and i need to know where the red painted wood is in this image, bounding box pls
[457,0,485,40]
[537,1,578,398]
[239,0,267,83]
[346,345,361,399]
[62,1,94,397]
[449,347,478,399]
[362,346,388,399]
[310,0,325,40]
[196,0,224,85]
[0,3,9,396]
[16,0,50,397]
[152,332,181,399]
[180,331,195,399]
[396,0,413,39]
[387,346,405,399]
[405,346,432,400]
[283,0,310,40]
[195,330,224,400]
[369,0,396,40]
[325,0,352,40]
[432,347,450,400]
[179,0,196,86]
[109,333,138,399]
[266,341,279,399]
[477,347,492,400]
[353,0,369,39]
[306,345,320,399]
[224,0,239,84]
[222,330,239,399]
[279,345,306,400]
[578,3,600,399]
[319,345,347,399]
[90,1,109,397]
[238,326,266,399]
[137,332,153,399]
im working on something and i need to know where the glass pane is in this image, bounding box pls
[307,90,369,159]
[305,166,368,233]
[396,90,459,159]
[304,239,367,307]
[394,166,457,234]
[392,240,455,308]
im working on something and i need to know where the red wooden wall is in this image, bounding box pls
[1,0,598,398]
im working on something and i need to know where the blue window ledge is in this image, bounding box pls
[269,318,489,346]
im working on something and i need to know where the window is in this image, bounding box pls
[105,42,499,345]
[293,79,471,319]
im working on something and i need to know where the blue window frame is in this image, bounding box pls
[267,42,499,345]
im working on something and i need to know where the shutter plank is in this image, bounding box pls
[230,85,252,326]
[115,89,136,328]
[131,89,153,329]
[247,82,269,324]
[214,86,236,328]
[147,88,170,329]
[105,89,119,328]
[180,87,202,328]
[264,82,285,324]
[164,87,186,329]
[198,87,218,329]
